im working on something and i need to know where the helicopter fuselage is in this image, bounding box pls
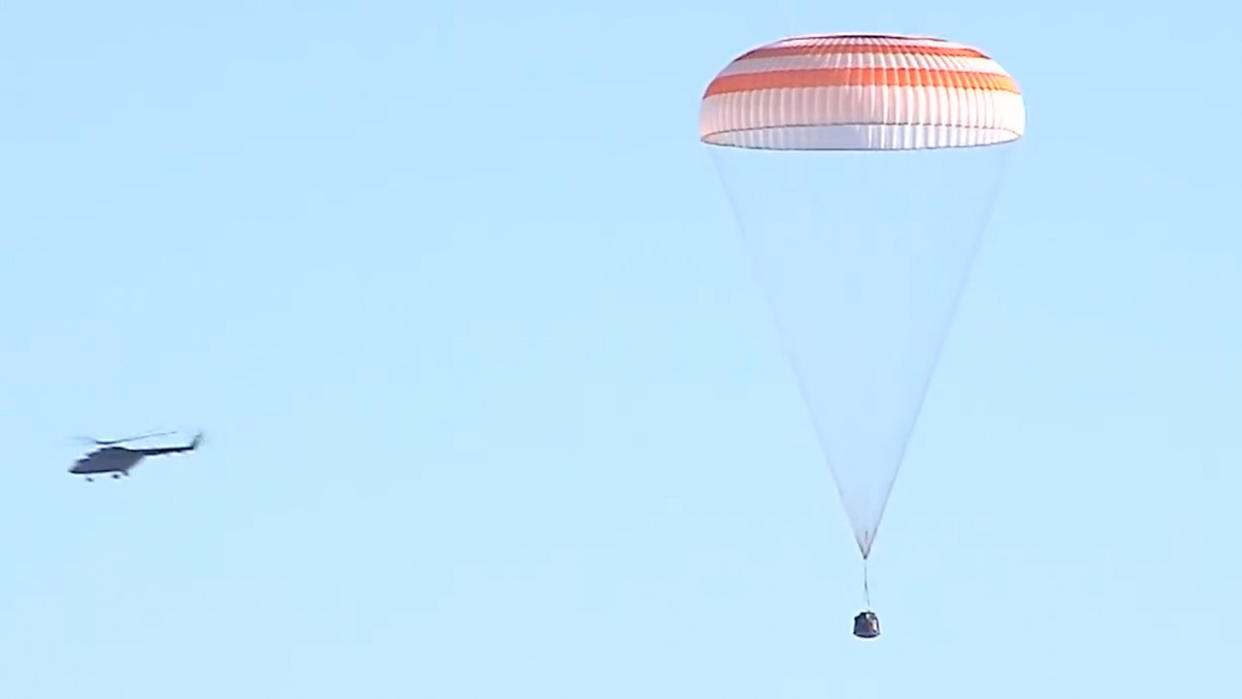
[69,435,201,480]
[69,447,145,475]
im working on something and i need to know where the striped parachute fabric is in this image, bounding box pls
[699,34,1025,150]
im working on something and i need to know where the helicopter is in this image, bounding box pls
[69,431,203,481]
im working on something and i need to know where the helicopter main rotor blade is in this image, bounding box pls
[79,430,176,446]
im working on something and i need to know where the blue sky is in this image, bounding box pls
[1,1,1239,696]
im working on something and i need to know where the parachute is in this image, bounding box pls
[700,34,1025,628]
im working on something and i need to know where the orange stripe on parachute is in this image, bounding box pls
[704,68,1020,97]
[738,44,990,60]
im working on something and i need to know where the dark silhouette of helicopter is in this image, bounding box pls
[69,431,203,481]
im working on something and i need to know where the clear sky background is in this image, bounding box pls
[2,1,1239,697]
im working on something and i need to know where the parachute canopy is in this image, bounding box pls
[700,34,1024,560]
[700,34,1025,150]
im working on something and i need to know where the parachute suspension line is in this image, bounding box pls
[863,559,871,610]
